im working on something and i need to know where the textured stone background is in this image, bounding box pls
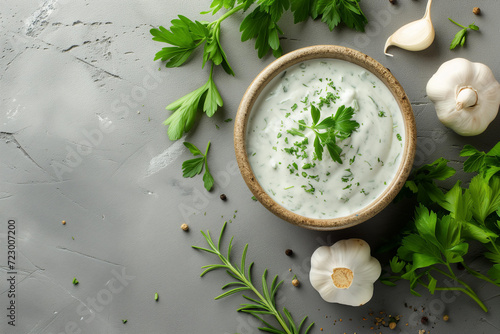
[1,0,500,333]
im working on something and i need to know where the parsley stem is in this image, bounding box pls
[443,262,475,294]
[448,18,466,29]
[461,262,500,287]
[415,278,487,312]
[205,140,211,156]
[433,287,488,312]
[213,3,247,25]
[488,238,500,257]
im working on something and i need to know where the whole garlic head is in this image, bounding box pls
[426,58,500,136]
[309,239,381,307]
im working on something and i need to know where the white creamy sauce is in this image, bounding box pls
[246,59,405,219]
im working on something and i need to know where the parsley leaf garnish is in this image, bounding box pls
[182,141,215,191]
[293,104,359,164]
[448,18,479,50]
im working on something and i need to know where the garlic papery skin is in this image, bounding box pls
[384,0,434,57]
[426,58,500,136]
[309,239,381,307]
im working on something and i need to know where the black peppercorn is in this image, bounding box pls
[421,316,428,325]
[285,249,293,256]
[220,194,227,201]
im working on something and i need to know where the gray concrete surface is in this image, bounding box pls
[1,0,500,333]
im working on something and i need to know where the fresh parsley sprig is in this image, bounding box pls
[152,0,369,140]
[310,0,368,32]
[395,157,456,205]
[382,205,488,312]
[193,221,314,334]
[384,142,500,311]
[289,104,359,164]
[449,18,479,50]
[151,13,236,74]
[164,64,222,140]
[459,142,500,181]
[182,141,215,191]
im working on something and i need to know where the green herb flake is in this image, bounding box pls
[301,183,316,194]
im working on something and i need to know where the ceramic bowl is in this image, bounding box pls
[234,45,416,230]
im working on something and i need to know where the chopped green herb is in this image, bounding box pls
[155,293,159,301]
[122,320,128,324]
[303,163,315,169]
[72,277,79,285]
[301,183,316,194]
[224,118,233,123]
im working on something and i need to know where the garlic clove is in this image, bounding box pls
[384,0,434,57]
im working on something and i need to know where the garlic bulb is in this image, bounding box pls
[426,58,500,136]
[384,0,434,57]
[309,239,381,306]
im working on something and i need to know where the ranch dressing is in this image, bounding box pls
[246,59,405,219]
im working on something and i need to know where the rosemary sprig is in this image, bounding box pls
[192,222,314,334]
